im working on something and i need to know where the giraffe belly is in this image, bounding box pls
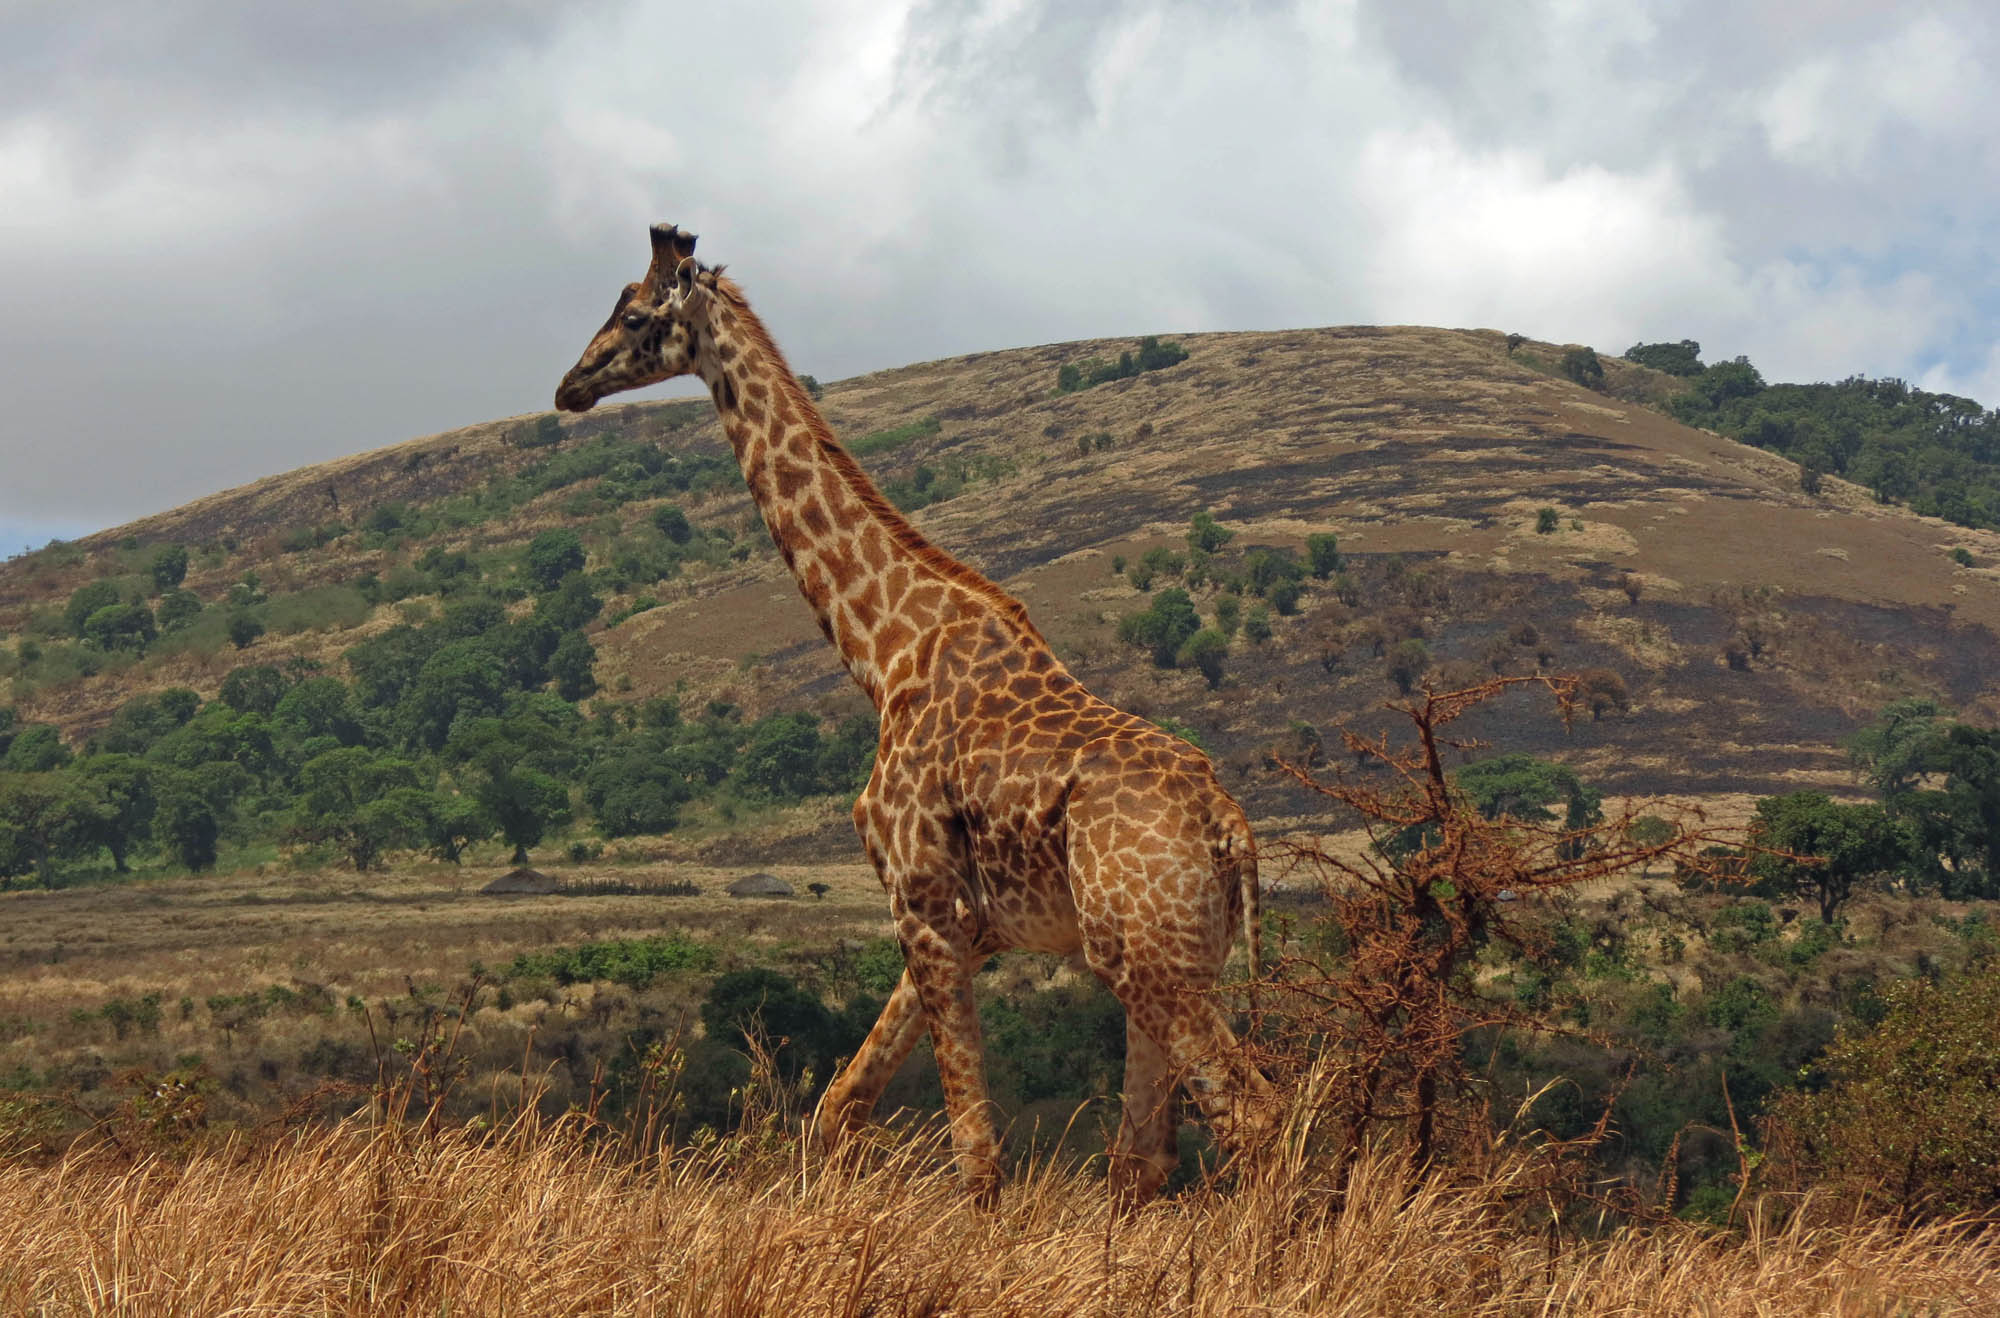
[976,868,1082,954]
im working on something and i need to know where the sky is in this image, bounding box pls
[3,0,1996,553]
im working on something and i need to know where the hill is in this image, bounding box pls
[5,323,1997,852]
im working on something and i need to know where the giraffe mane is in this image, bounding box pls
[711,275,1047,645]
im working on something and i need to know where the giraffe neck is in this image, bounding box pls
[695,289,1029,707]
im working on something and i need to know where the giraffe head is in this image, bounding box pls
[554,223,722,412]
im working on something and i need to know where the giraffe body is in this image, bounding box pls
[557,225,1270,1205]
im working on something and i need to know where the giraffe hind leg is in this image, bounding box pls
[815,967,926,1152]
[1109,1015,1178,1211]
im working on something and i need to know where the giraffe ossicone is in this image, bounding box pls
[556,224,1274,1207]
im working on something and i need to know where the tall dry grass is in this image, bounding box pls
[2,1109,1995,1316]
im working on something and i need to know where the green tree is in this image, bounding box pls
[1455,754,1596,824]
[220,664,289,716]
[1847,697,1951,797]
[226,611,266,650]
[97,689,201,756]
[1213,594,1241,638]
[533,575,602,632]
[398,640,507,751]
[550,631,598,702]
[1749,791,1910,923]
[700,968,837,1083]
[1267,577,1304,616]
[1117,588,1201,668]
[526,528,587,591]
[733,712,824,800]
[63,581,122,636]
[149,545,189,593]
[1623,340,1703,376]
[82,602,156,652]
[1245,547,1303,598]
[1187,511,1234,555]
[1773,961,2000,1218]
[0,772,98,885]
[3,724,71,773]
[481,768,571,864]
[651,504,694,544]
[156,588,203,631]
[1305,533,1342,579]
[1177,628,1229,689]
[1385,639,1430,694]
[294,747,430,871]
[273,677,361,746]
[427,793,492,864]
[1560,346,1604,388]
[72,753,156,872]
[1535,507,1560,534]
[152,770,219,871]
[1243,604,1272,645]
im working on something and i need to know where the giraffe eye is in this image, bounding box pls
[621,311,648,330]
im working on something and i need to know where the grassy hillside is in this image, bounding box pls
[5,324,1999,848]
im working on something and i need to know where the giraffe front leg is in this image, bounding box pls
[815,967,925,1151]
[893,883,1003,1206]
[1109,1016,1178,1211]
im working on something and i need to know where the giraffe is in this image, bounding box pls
[556,224,1272,1206]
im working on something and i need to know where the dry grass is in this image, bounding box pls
[2,1113,1994,1315]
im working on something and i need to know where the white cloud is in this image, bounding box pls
[1756,14,1983,175]
[1,0,1997,534]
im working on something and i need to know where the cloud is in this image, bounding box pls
[0,0,1995,535]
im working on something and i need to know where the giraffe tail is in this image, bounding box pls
[1218,820,1261,986]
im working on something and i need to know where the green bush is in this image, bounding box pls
[506,933,714,988]
[1561,346,1605,388]
[526,529,587,591]
[1623,340,1704,376]
[1117,588,1201,668]
[1177,628,1229,689]
[1772,961,2000,1218]
[1535,507,1560,534]
[849,415,941,458]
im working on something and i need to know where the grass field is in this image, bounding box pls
[4,1100,1996,1314]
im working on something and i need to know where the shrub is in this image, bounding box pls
[1771,961,2000,1218]
[226,612,266,650]
[848,416,940,458]
[506,933,713,989]
[1213,594,1241,638]
[1177,628,1228,689]
[1535,507,1560,534]
[1187,511,1234,555]
[1623,340,1703,376]
[526,529,587,591]
[1560,346,1604,388]
[1385,639,1430,694]
[701,968,837,1082]
[63,581,122,636]
[1952,547,1975,568]
[1578,668,1630,721]
[156,589,203,631]
[1305,533,1342,579]
[651,504,693,545]
[82,603,155,652]
[149,545,189,593]
[1117,589,1201,668]
[1243,605,1272,645]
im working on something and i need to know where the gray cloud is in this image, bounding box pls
[2,0,1995,539]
